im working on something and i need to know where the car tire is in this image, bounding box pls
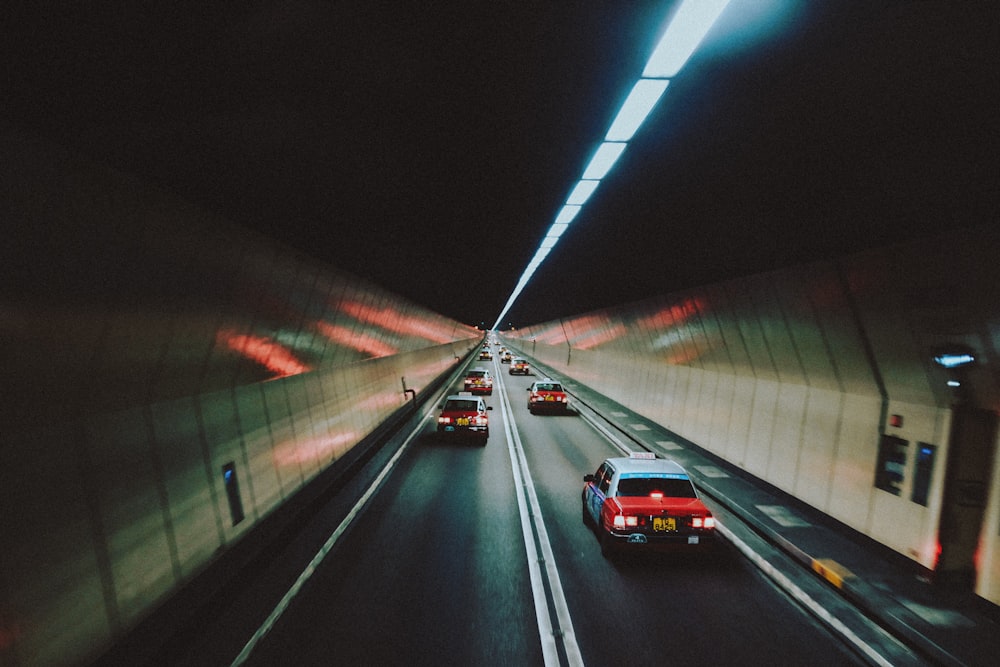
[599,530,616,560]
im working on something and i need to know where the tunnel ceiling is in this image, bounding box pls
[3,1,997,327]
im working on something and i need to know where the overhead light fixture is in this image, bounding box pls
[490,0,734,331]
[554,205,582,224]
[581,142,627,180]
[566,180,600,206]
[605,79,670,142]
[545,223,570,239]
[643,0,730,78]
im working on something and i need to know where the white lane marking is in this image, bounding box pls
[756,504,810,528]
[716,522,899,667]
[230,389,447,665]
[630,423,651,431]
[574,403,632,456]
[657,440,683,450]
[496,370,584,667]
[693,465,730,478]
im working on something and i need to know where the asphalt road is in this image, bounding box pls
[202,354,862,667]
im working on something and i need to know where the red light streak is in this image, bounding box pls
[338,300,459,343]
[315,321,398,357]
[217,329,310,378]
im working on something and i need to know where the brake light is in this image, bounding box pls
[612,514,638,528]
[692,516,716,529]
[649,492,663,499]
[438,417,451,424]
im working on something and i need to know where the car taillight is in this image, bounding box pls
[438,417,450,424]
[612,514,638,528]
[692,516,716,529]
[472,415,488,426]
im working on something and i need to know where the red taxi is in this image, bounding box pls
[509,358,530,375]
[527,379,568,413]
[463,368,493,395]
[436,393,491,444]
[582,452,716,558]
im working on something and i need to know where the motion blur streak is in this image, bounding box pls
[339,300,458,343]
[570,322,628,350]
[217,329,311,378]
[315,321,398,358]
[273,432,358,468]
[635,298,703,330]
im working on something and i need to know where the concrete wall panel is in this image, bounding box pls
[767,383,809,493]
[149,396,224,578]
[794,388,843,512]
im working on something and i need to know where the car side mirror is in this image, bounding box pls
[487,406,493,410]
[583,474,596,483]
[526,387,531,391]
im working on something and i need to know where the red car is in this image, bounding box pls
[527,379,567,413]
[464,368,493,395]
[583,453,716,558]
[509,358,530,375]
[436,393,491,444]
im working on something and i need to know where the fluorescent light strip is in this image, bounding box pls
[643,0,730,78]
[605,79,670,142]
[492,0,732,331]
[566,180,600,206]
[555,205,582,224]
[581,142,627,180]
[546,223,569,239]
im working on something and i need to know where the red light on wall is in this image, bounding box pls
[889,414,903,428]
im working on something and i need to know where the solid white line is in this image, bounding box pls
[716,522,897,667]
[496,368,584,667]
[229,403,437,666]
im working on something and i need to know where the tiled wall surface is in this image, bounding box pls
[1,124,480,666]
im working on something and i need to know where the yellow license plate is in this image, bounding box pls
[457,418,470,426]
[653,517,676,532]
[545,395,554,401]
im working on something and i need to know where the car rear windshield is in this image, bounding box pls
[617,478,697,498]
[467,371,487,378]
[536,383,562,391]
[445,399,480,411]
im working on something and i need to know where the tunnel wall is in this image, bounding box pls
[0,124,480,666]
[503,226,1000,603]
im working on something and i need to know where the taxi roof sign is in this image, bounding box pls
[630,451,656,460]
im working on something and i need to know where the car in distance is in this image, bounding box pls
[464,368,493,394]
[436,393,491,444]
[478,347,493,361]
[500,350,512,363]
[582,452,716,557]
[509,358,530,375]
[527,379,568,413]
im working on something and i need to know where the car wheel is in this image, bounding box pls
[599,530,616,559]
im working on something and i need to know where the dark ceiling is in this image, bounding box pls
[3,1,997,327]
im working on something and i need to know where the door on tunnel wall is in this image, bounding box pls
[936,406,998,588]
